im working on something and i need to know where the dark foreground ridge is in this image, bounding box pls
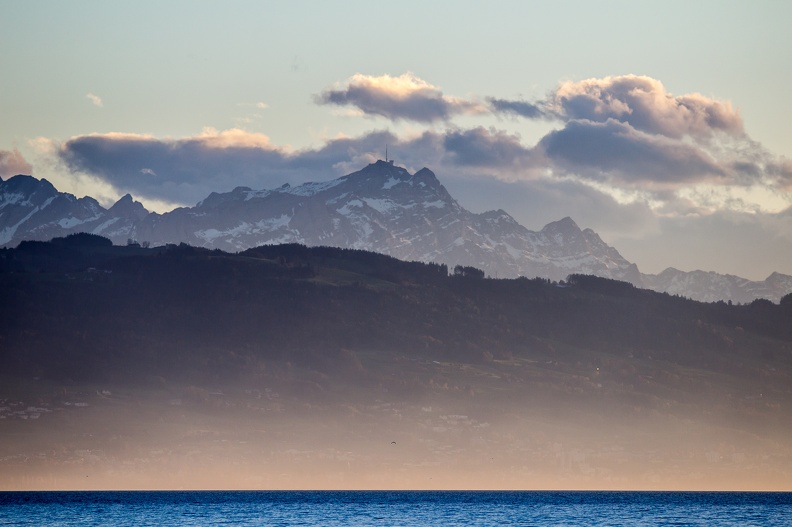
[3,234,791,383]
[1,234,791,489]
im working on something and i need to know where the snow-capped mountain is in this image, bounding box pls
[1,163,790,303]
[641,268,792,304]
[0,175,147,247]
[130,160,640,283]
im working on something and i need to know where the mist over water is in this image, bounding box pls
[2,370,789,491]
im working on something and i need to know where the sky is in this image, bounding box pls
[2,1,791,280]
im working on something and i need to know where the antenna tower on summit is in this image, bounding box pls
[385,145,388,163]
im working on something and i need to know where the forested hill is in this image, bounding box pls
[1,233,790,386]
[2,234,792,490]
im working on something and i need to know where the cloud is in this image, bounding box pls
[548,75,743,139]
[255,102,269,110]
[487,97,546,119]
[481,76,759,194]
[315,73,485,123]
[443,127,537,170]
[766,157,792,191]
[0,148,33,178]
[58,125,551,205]
[86,93,104,108]
[537,118,728,187]
[313,73,773,191]
[56,121,790,216]
[59,129,296,205]
[59,128,448,205]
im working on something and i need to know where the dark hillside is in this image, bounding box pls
[1,238,791,490]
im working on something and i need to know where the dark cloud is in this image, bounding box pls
[549,75,743,139]
[58,120,774,209]
[59,127,544,205]
[443,127,536,169]
[538,119,728,186]
[315,73,484,123]
[487,97,546,119]
[766,158,792,190]
[60,130,345,205]
[0,148,33,178]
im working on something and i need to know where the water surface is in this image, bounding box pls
[1,490,790,526]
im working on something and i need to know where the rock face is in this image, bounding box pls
[1,163,789,303]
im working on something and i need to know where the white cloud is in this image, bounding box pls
[0,148,33,177]
[86,93,104,108]
[316,72,487,122]
[548,75,743,139]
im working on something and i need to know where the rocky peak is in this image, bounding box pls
[108,194,149,220]
[1,174,58,200]
[541,216,583,243]
[351,160,412,181]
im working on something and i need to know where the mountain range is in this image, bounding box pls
[1,160,789,303]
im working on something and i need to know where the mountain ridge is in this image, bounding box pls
[1,163,790,303]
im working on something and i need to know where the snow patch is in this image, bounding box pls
[0,192,27,207]
[92,218,120,233]
[336,199,364,215]
[382,177,400,190]
[244,189,272,201]
[284,179,343,197]
[59,216,88,229]
[502,242,523,260]
[196,214,293,243]
[196,222,252,242]
[255,214,292,230]
[0,197,55,244]
[362,198,397,214]
[326,192,350,205]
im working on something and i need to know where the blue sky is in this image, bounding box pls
[2,1,791,279]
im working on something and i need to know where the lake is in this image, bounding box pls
[1,490,790,526]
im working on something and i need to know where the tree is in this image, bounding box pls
[453,265,485,279]
[50,232,113,247]
[780,292,792,309]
